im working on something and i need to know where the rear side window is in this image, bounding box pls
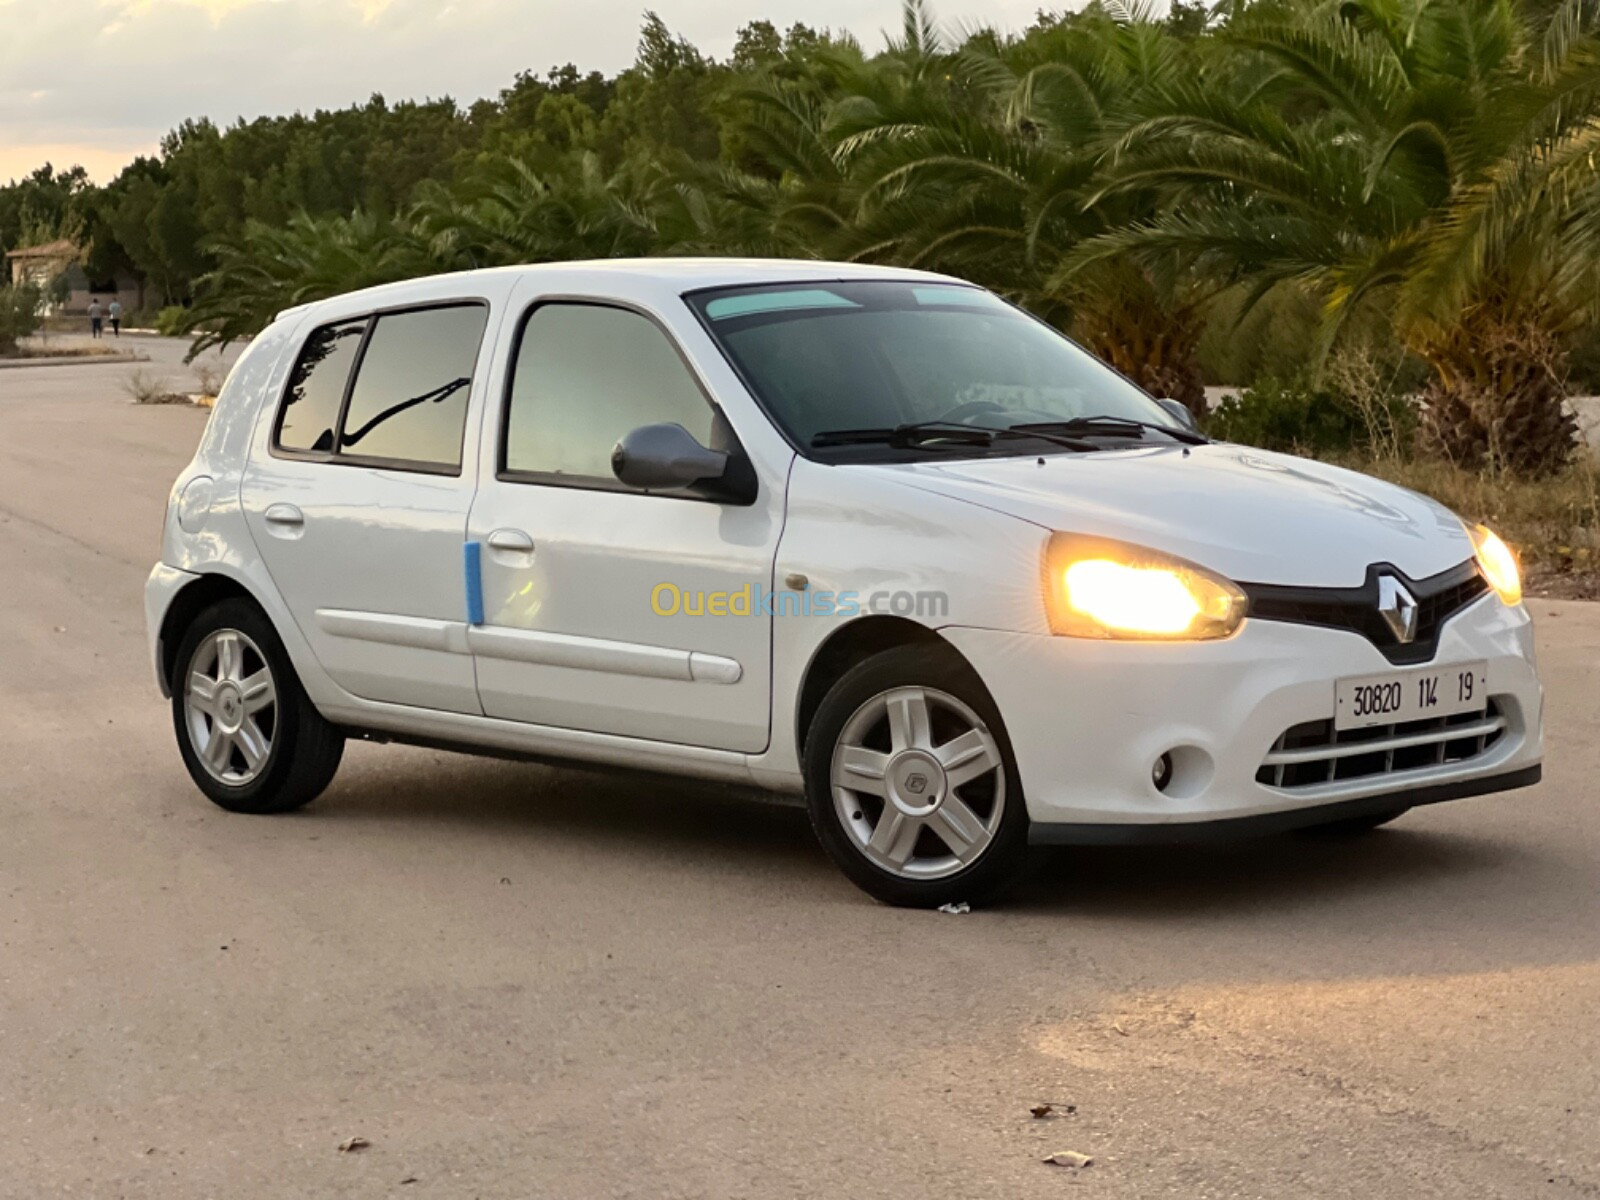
[503,303,714,483]
[273,302,489,472]
[276,319,365,453]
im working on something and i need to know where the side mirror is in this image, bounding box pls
[611,422,731,492]
[1156,397,1201,433]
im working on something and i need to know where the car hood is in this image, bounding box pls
[870,442,1474,588]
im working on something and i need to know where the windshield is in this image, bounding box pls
[686,280,1172,457]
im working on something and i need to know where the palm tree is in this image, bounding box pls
[704,14,947,264]
[408,153,665,267]
[653,157,832,257]
[185,149,831,354]
[820,1,1215,409]
[1072,0,1600,472]
[414,149,836,263]
[188,154,684,351]
[183,210,424,355]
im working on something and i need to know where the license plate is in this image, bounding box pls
[1335,661,1488,730]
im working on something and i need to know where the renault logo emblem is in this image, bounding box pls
[904,773,928,794]
[1377,576,1419,644]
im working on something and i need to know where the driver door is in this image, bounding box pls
[465,298,782,752]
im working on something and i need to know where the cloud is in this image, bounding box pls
[0,0,1056,184]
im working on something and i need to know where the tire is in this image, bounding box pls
[1298,806,1411,836]
[169,597,344,814]
[803,644,1030,907]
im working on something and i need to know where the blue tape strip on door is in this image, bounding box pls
[464,540,485,626]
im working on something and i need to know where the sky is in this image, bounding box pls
[0,0,1055,185]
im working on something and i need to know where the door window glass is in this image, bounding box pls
[275,319,366,453]
[338,304,487,469]
[504,304,714,482]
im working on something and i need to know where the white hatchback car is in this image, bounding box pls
[147,260,1543,906]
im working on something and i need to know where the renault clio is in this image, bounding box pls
[146,261,1543,906]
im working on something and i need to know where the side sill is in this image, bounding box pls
[320,699,756,786]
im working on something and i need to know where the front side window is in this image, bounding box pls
[688,281,1171,457]
[338,305,487,469]
[503,303,715,483]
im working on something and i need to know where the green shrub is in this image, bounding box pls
[156,305,188,337]
[1206,373,1416,456]
[0,285,43,355]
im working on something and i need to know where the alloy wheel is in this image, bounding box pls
[183,629,277,786]
[830,685,1007,880]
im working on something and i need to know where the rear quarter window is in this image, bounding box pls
[275,319,366,453]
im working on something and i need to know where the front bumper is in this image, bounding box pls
[942,593,1544,832]
[1027,765,1541,843]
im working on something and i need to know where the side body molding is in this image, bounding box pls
[314,610,471,654]
[314,610,743,685]
[466,625,743,685]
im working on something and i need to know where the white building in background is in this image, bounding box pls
[5,238,145,316]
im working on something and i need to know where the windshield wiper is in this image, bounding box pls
[339,376,471,450]
[1010,415,1209,446]
[811,420,1097,452]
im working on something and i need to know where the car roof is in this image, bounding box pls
[274,258,964,325]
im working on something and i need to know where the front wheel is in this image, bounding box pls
[803,645,1029,907]
[170,598,344,814]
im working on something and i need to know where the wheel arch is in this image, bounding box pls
[156,573,270,696]
[795,616,982,758]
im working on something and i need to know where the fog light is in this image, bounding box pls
[1152,752,1174,791]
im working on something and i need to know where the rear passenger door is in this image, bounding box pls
[242,299,495,713]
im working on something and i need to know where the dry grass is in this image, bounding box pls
[121,368,191,406]
[191,362,226,398]
[1335,452,1600,598]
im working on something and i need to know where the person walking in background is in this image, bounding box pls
[108,299,123,337]
[88,298,104,339]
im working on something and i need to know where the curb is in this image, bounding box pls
[0,352,146,371]
[129,393,215,409]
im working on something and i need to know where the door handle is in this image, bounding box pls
[263,503,304,528]
[487,528,534,554]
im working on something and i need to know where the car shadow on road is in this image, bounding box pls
[302,746,1568,927]
[1009,821,1593,982]
[1015,824,1538,917]
[307,745,825,871]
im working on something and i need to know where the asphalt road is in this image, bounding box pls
[1,341,1597,1199]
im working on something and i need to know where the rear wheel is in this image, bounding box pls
[803,645,1029,907]
[171,598,343,814]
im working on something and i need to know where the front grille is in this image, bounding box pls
[1255,699,1505,790]
[1242,560,1489,665]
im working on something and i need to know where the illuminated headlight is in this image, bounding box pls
[1045,533,1247,640]
[1468,523,1522,606]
